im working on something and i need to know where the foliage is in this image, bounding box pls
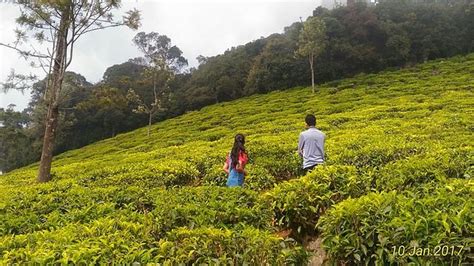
[4,1,473,171]
[0,54,473,263]
[178,0,473,111]
[155,226,309,265]
[297,16,327,92]
[297,17,327,59]
[245,34,308,94]
[265,165,370,234]
[0,107,38,172]
[127,31,188,136]
[3,0,141,182]
[318,179,473,264]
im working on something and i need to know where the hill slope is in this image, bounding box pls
[1,54,473,264]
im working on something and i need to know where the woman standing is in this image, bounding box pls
[223,134,248,187]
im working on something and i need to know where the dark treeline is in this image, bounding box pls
[1,0,473,173]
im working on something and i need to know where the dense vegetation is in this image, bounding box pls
[2,0,473,172]
[1,54,472,264]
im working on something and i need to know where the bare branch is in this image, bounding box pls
[66,39,74,68]
[53,6,62,18]
[72,0,103,41]
[72,0,94,35]
[73,4,114,43]
[27,43,51,76]
[38,59,49,75]
[48,25,56,47]
[80,23,122,35]
[1,69,37,93]
[73,0,85,19]
[44,26,56,101]
[0,42,50,59]
[24,5,59,31]
[66,2,77,67]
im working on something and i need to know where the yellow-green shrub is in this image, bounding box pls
[155,226,309,265]
[318,179,473,264]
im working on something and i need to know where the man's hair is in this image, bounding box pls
[305,114,316,127]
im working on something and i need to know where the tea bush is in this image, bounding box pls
[0,182,152,236]
[265,165,371,234]
[149,186,273,235]
[375,147,473,192]
[0,216,157,264]
[265,176,332,234]
[1,187,305,264]
[318,179,473,264]
[244,165,277,191]
[155,227,309,265]
[1,54,473,263]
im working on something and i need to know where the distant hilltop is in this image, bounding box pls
[321,0,375,9]
[321,0,466,9]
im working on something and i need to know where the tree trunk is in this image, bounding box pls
[310,53,315,93]
[147,112,152,137]
[149,72,156,137]
[37,104,59,182]
[37,9,70,183]
[153,72,157,103]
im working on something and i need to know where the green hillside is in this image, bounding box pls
[1,54,473,264]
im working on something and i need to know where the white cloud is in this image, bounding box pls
[0,0,320,111]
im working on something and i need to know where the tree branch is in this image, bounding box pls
[25,5,59,31]
[1,70,37,93]
[66,3,76,67]
[0,43,50,59]
[80,23,122,35]
[73,4,114,43]
[28,44,50,76]
[72,0,94,36]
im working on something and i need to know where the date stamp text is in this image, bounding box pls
[392,245,465,257]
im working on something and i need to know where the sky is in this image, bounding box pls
[0,0,321,111]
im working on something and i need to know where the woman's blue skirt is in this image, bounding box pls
[226,169,244,187]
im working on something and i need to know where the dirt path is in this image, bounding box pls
[306,237,326,266]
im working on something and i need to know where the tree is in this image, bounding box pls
[76,86,131,138]
[0,106,37,173]
[297,16,327,93]
[27,72,94,156]
[102,59,146,90]
[128,32,187,137]
[0,0,141,182]
[246,34,308,94]
[196,55,209,65]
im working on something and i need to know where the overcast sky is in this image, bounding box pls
[1,0,321,111]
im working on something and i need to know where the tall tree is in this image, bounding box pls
[128,32,187,136]
[1,0,141,182]
[28,71,93,156]
[76,86,130,138]
[0,106,37,173]
[102,59,146,90]
[297,16,327,93]
[246,34,308,94]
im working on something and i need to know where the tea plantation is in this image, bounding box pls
[1,54,473,264]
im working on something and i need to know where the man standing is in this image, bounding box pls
[298,114,325,172]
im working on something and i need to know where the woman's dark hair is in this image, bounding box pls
[230,133,246,168]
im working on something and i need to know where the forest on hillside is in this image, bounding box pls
[1,0,473,173]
